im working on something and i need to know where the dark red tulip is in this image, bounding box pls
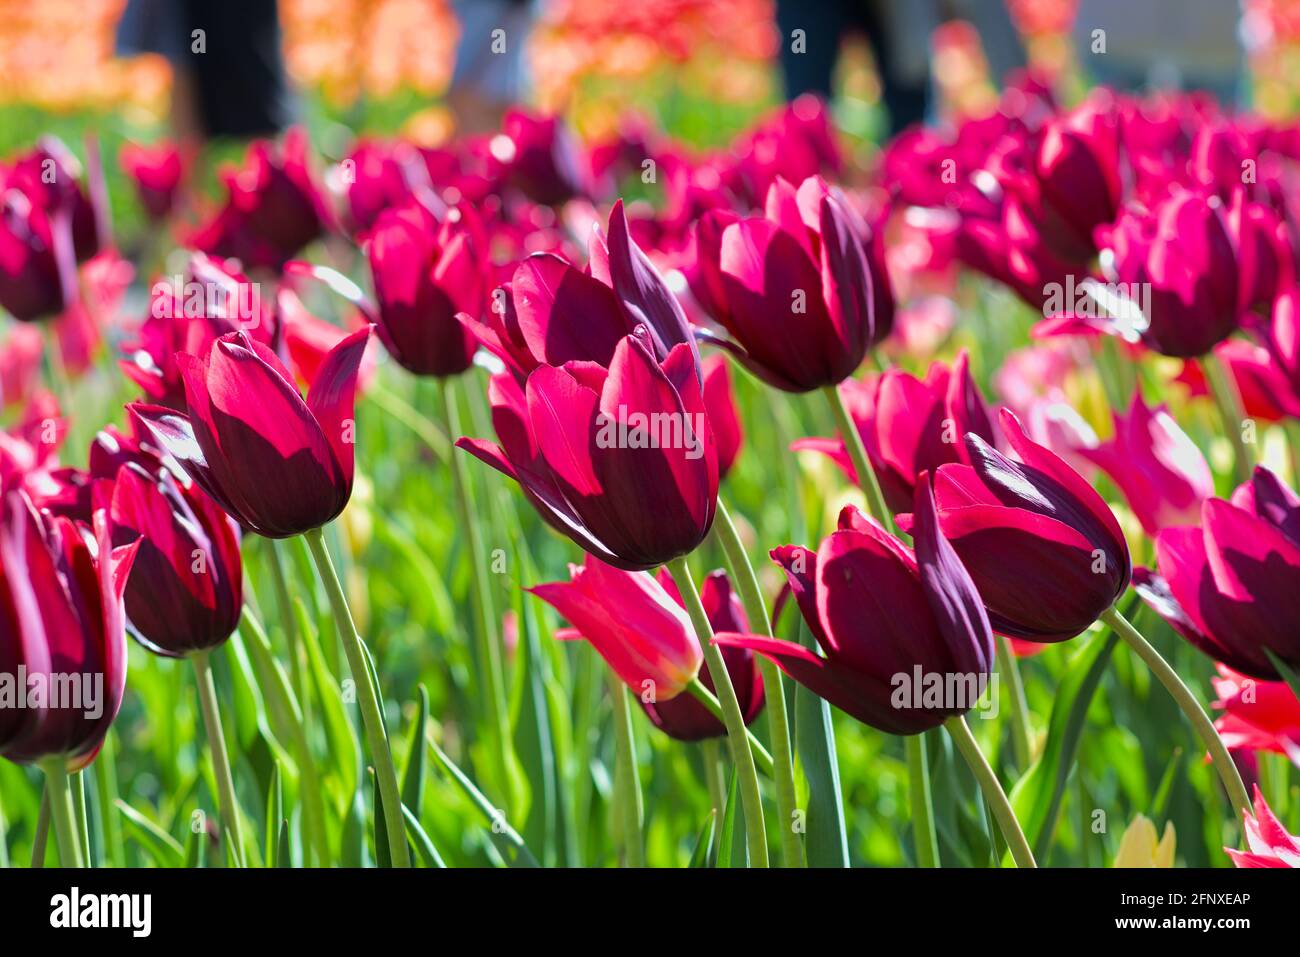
[923,409,1131,642]
[190,128,332,271]
[716,483,994,735]
[644,569,763,740]
[367,200,481,377]
[0,181,67,322]
[119,141,185,222]
[461,200,697,380]
[107,464,242,657]
[496,109,589,206]
[702,354,742,479]
[1136,467,1300,681]
[792,350,997,512]
[129,325,371,539]
[121,254,277,410]
[458,333,717,570]
[1033,96,1122,264]
[0,491,137,769]
[694,175,887,392]
[6,140,101,262]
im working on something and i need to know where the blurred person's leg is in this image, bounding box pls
[866,0,936,134]
[449,0,539,134]
[774,0,848,99]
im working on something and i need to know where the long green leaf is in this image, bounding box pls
[427,735,540,867]
[793,622,849,867]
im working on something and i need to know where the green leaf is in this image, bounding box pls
[1010,626,1118,859]
[401,805,447,868]
[428,736,540,867]
[514,583,558,866]
[1264,650,1300,702]
[114,800,185,868]
[793,621,849,867]
[717,771,742,869]
[265,763,283,868]
[689,809,717,868]
[371,768,391,869]
[298,597,359,808]
[401,685,429,814]
[276,821,291,869]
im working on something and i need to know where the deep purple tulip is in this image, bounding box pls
[0,492,137,768]
[129,325,371,539]
[109,463,243,657]
[645,569,764,740]
[457,333,717,570]
[694,175,887,392]
[924,408,1131,642]
[367,200,481,378]
[716,482,994,735]
[1136,467,1300,680]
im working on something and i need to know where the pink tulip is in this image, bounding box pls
[1227,786,1300,868]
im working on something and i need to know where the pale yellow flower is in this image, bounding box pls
[1114,815,1176,867]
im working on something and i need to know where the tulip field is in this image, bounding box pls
[3,14,1300,885]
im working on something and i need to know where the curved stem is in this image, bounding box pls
[31,785,51,868]
[995,635,1033,769]
[668,556,769,867]
[1202,350,1254,485]
[687,679,775,775]
[192,649,246,868]
[1100,606,1252,816]
[40,760,83,868]
[606,670,644,867]
[712,498,803,866]
[440,377,512,804]
[304,527,412,867]
[944,716,1037,868]
[904,734,940,867]
[821,384,892,530]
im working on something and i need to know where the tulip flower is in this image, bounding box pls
[1113,816,1176,868]
[1227,786,1300,868]
[1174,339,1300,423]
[0,324,43,408]
[190,128,332,271]
[1075,393,1213,535]
[792,351,997,512]
[717,486,994,735]
[923,409,1131,642]
[643,569,763,740]
[461,200,697,379]
[694,175,888,392]
[0,490,137,866]
[120,141,185,222]
[366,200,481,377]
[457,333,717,570]
[1033,97,1122,265]
[1136,467,1300,681]
[129,325,371,538]
[0,181,67,322]
[108,463,243,656]
[121,255,277,410]
[1211,665,1300,758]
[494,109,590,206]
[530,554,704,700]
[5,140,101,262]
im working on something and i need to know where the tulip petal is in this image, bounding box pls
[306,324,372,486]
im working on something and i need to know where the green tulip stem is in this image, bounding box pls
[712,497,802,866]
[40,759,84,868]
[304,526,412,867]
[31,782,51,867]
[192,649,247,868]
[944,715,1036,868]
[1202,350,1254,485]
[904,734,940,867]
[606,669,645,867]
[686,678,775,776]
[822,383,893,531]
[995,635,1034,769]
[668,555,769,867]
[1100,606,1252,816]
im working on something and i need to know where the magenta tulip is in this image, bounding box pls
[923,409,1131,642]
[1136,467,1300,680]
[120,141,185,222]
[694,175,888,392]
[108,464,243,657]
[702,354,742,479]
[367,200,481,377]
[1076,392,1213,535]
[1228,786,1300,868]
[129,325,371,539]
[0,491,137,768]
[459,333,717,570]
[529,554,703,700]
[716,483,993,734]
[793,350,997,512]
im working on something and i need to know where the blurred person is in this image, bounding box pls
[448,0,542,135]
[774,0,1027,135]
[116,0,294,143]
[1071,0,1245,105]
